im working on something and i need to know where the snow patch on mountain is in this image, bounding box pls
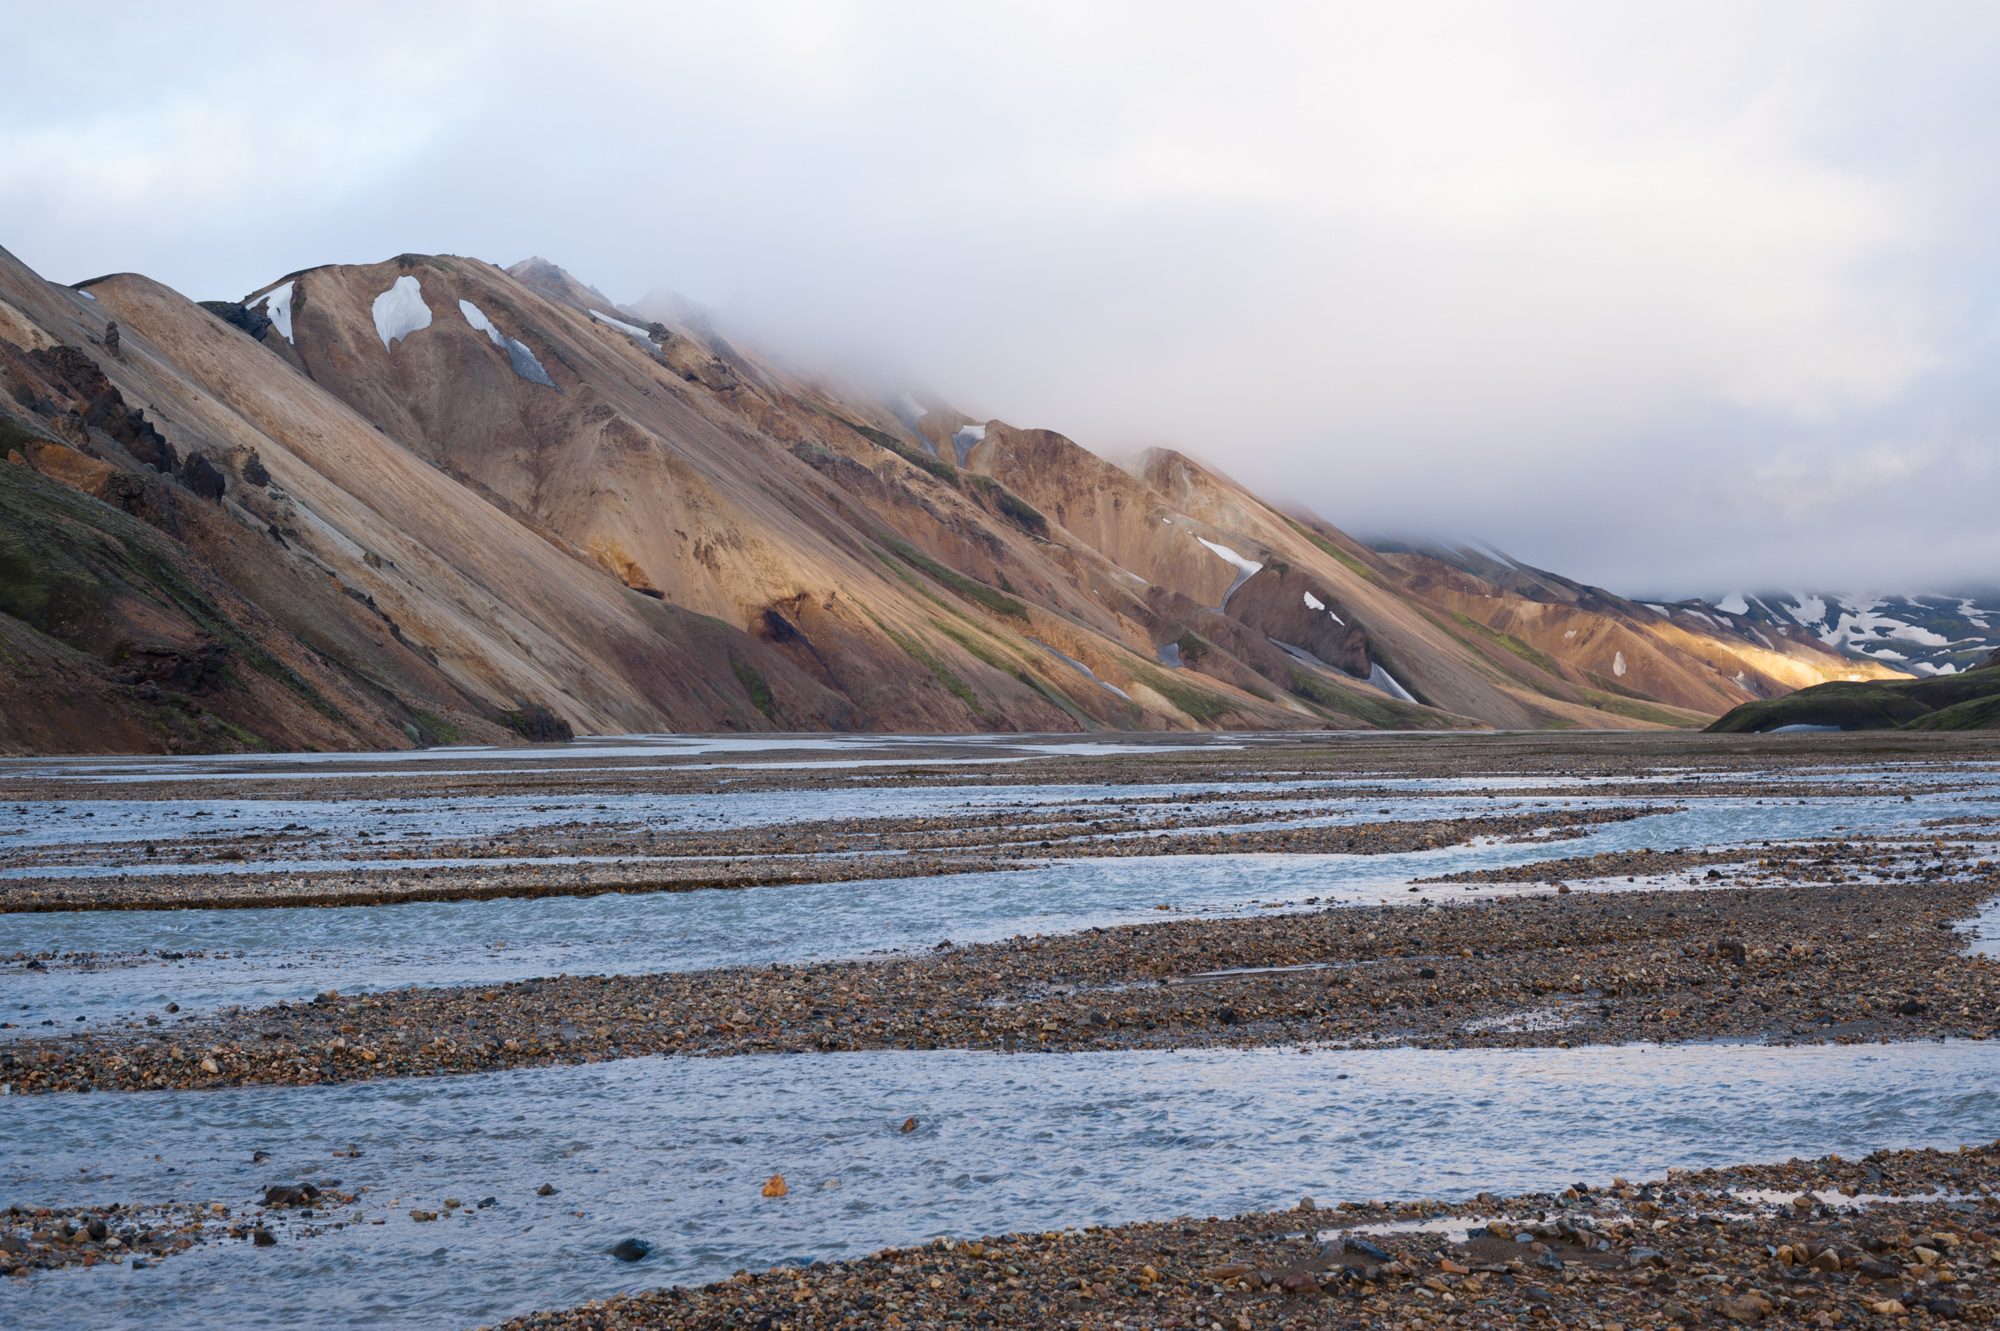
[1195,536,1261,580]
[246,281,295,343]
[1818,599,1953,651]
[1196,536,1263,610]
[458,298,501,341]
[1272,640,1333,672]
[1663,587,1999,678]
[372,276,431,350]
[1300,589,1346,626]
[589,309,652,341]
[458,300,553,386]
[952,421,986,464]
[1368,663,1418,704]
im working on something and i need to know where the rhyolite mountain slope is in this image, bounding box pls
[1402,550,1978,689]
[1364,543,1903,717]
[0,243,1895,753]
[1658,591,2000,679]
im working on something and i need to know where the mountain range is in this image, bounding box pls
[0,243,1929,753]
[1650,591,1999,678]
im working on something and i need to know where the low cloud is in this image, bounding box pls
[4,1,1995,593]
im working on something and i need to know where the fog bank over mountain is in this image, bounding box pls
[5,1,1997,592]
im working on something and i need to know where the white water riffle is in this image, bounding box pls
[1,1041,1995,1330]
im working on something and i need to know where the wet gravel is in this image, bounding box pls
[8,870,1996,1094]
[0,1180,359,1278]
[0,806,1661,913]
[496,1141,2000,1329]
[0,1201,212,1276]
[1419,836,2000,888]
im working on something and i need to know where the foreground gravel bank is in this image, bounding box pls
[496,1141,2000,1330]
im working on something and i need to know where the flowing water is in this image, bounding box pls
[1,1041,1997,1330]
[7,787,1999,1034]
[0,780,1336,854]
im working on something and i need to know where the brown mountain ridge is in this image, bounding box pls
[0,244,1899,753]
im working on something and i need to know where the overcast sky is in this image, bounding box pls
[4,1,1996,595]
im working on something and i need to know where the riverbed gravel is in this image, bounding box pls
[0,805,1663,913]
[494,1140,2000,1329]
[7,867,1995,1094]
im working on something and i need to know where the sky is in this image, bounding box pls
[3,1,1996,596]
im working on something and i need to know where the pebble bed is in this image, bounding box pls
[497,1143,2000,1330]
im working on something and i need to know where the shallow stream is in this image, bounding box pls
[2,1041,1996,1329]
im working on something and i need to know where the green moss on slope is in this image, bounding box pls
[883,626,983,715]
[729,656,776,719]
[1288,668,1442,730]
[1446,610,1564,677]
[846,420,960,485]
[966,473,1051,538]
[1708,664,2000,733]
[1904,691,2000,731]
[1574,689,1707,730]
[0,464,348,719]
[874,535,1029,620]
[1131,664,1234,723]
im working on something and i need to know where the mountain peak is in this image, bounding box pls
[505,256,618,312]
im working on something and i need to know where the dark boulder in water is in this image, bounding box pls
[609,1237,653,1262]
